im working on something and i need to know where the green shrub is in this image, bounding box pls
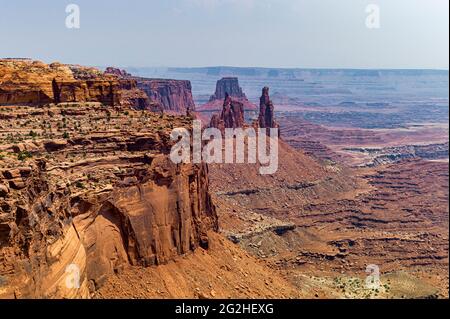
[17,151,32,161]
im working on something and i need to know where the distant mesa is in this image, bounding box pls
[197,77,257,112]
[105,67,196,114]
[209,77,247,102]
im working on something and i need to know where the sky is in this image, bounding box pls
[0,0,448,69]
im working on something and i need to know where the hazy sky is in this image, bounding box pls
[1,0,448,69]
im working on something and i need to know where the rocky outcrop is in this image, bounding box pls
[0,60,181,110]
[0,60,73,105]
[344,142,450,167]
[210,77,246,101]
[0,105,218,298]
[116,79,154,110]
[0,59,123,106]
[258,87,279,131]
[209,93,245,132]
[104,67,195,114]
[104,67,132,78]
[198,77,257,112]
[52,79,121,106]
[136,79,195,114]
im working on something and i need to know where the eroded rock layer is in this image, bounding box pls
[210,77,246,101]
[209,93,245,132]
[0,59,124,106]
[104,67,196,114]
[258,87,279,131]
[198,77,257,112]
[0,105,218,298]
[136,79,195,114]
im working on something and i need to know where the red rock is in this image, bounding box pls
[104,67,196,114]
[0,59,123,106]
[209,93,245,131]
[136,78,196,114]
[104,67,132,78]
[0,106,218,298]
[258,86,279,131]
[210,77,247,101]
[198,77,257,112]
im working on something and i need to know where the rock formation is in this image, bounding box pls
[210,77,247,101]
[0,104,218,298]
[0,59,123,106]
[258,86,279,131]
[136,79,195,114]
[0,60,194,113]
[209,93,245,132]
[105,67,196,114]
[197,77,257,112]
[104,67,132,78]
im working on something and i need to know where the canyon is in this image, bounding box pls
[0,103,219,298]
[0,60,195,114]
[0,60,448,299]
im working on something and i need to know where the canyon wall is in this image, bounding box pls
[0,60,195,113]
[0,59,124,106]
[104,67,196,114]
[136,78,195,113]
[0,105,218,298]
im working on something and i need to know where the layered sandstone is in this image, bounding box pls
[0,60,184,110]
[104,67,132,78]
[258,86,279,131]
[209,93,245,132]
[0,59,125,106]
[136,78,195,114]
[0,105,218,298]
[104,67,196,114]
[0,60,73,105]
[210,77,247,101]
[198,77,257,112]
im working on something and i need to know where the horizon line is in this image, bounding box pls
[2,58,448,72]
[117,65,450,72]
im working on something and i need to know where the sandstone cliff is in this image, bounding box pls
[0,60,73,105]
[105,67,196,114]
[198,77,257,112]
[0,60,185,111]
[0,59,125,106]
[209,93,245,132]
[136,78,195,114]
[210,77,247,101]
[258,86,279,131]
[0,105,218,298]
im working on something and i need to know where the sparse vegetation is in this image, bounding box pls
[17,150,33,161]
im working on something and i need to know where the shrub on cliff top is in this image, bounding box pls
[17,151,32,161]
